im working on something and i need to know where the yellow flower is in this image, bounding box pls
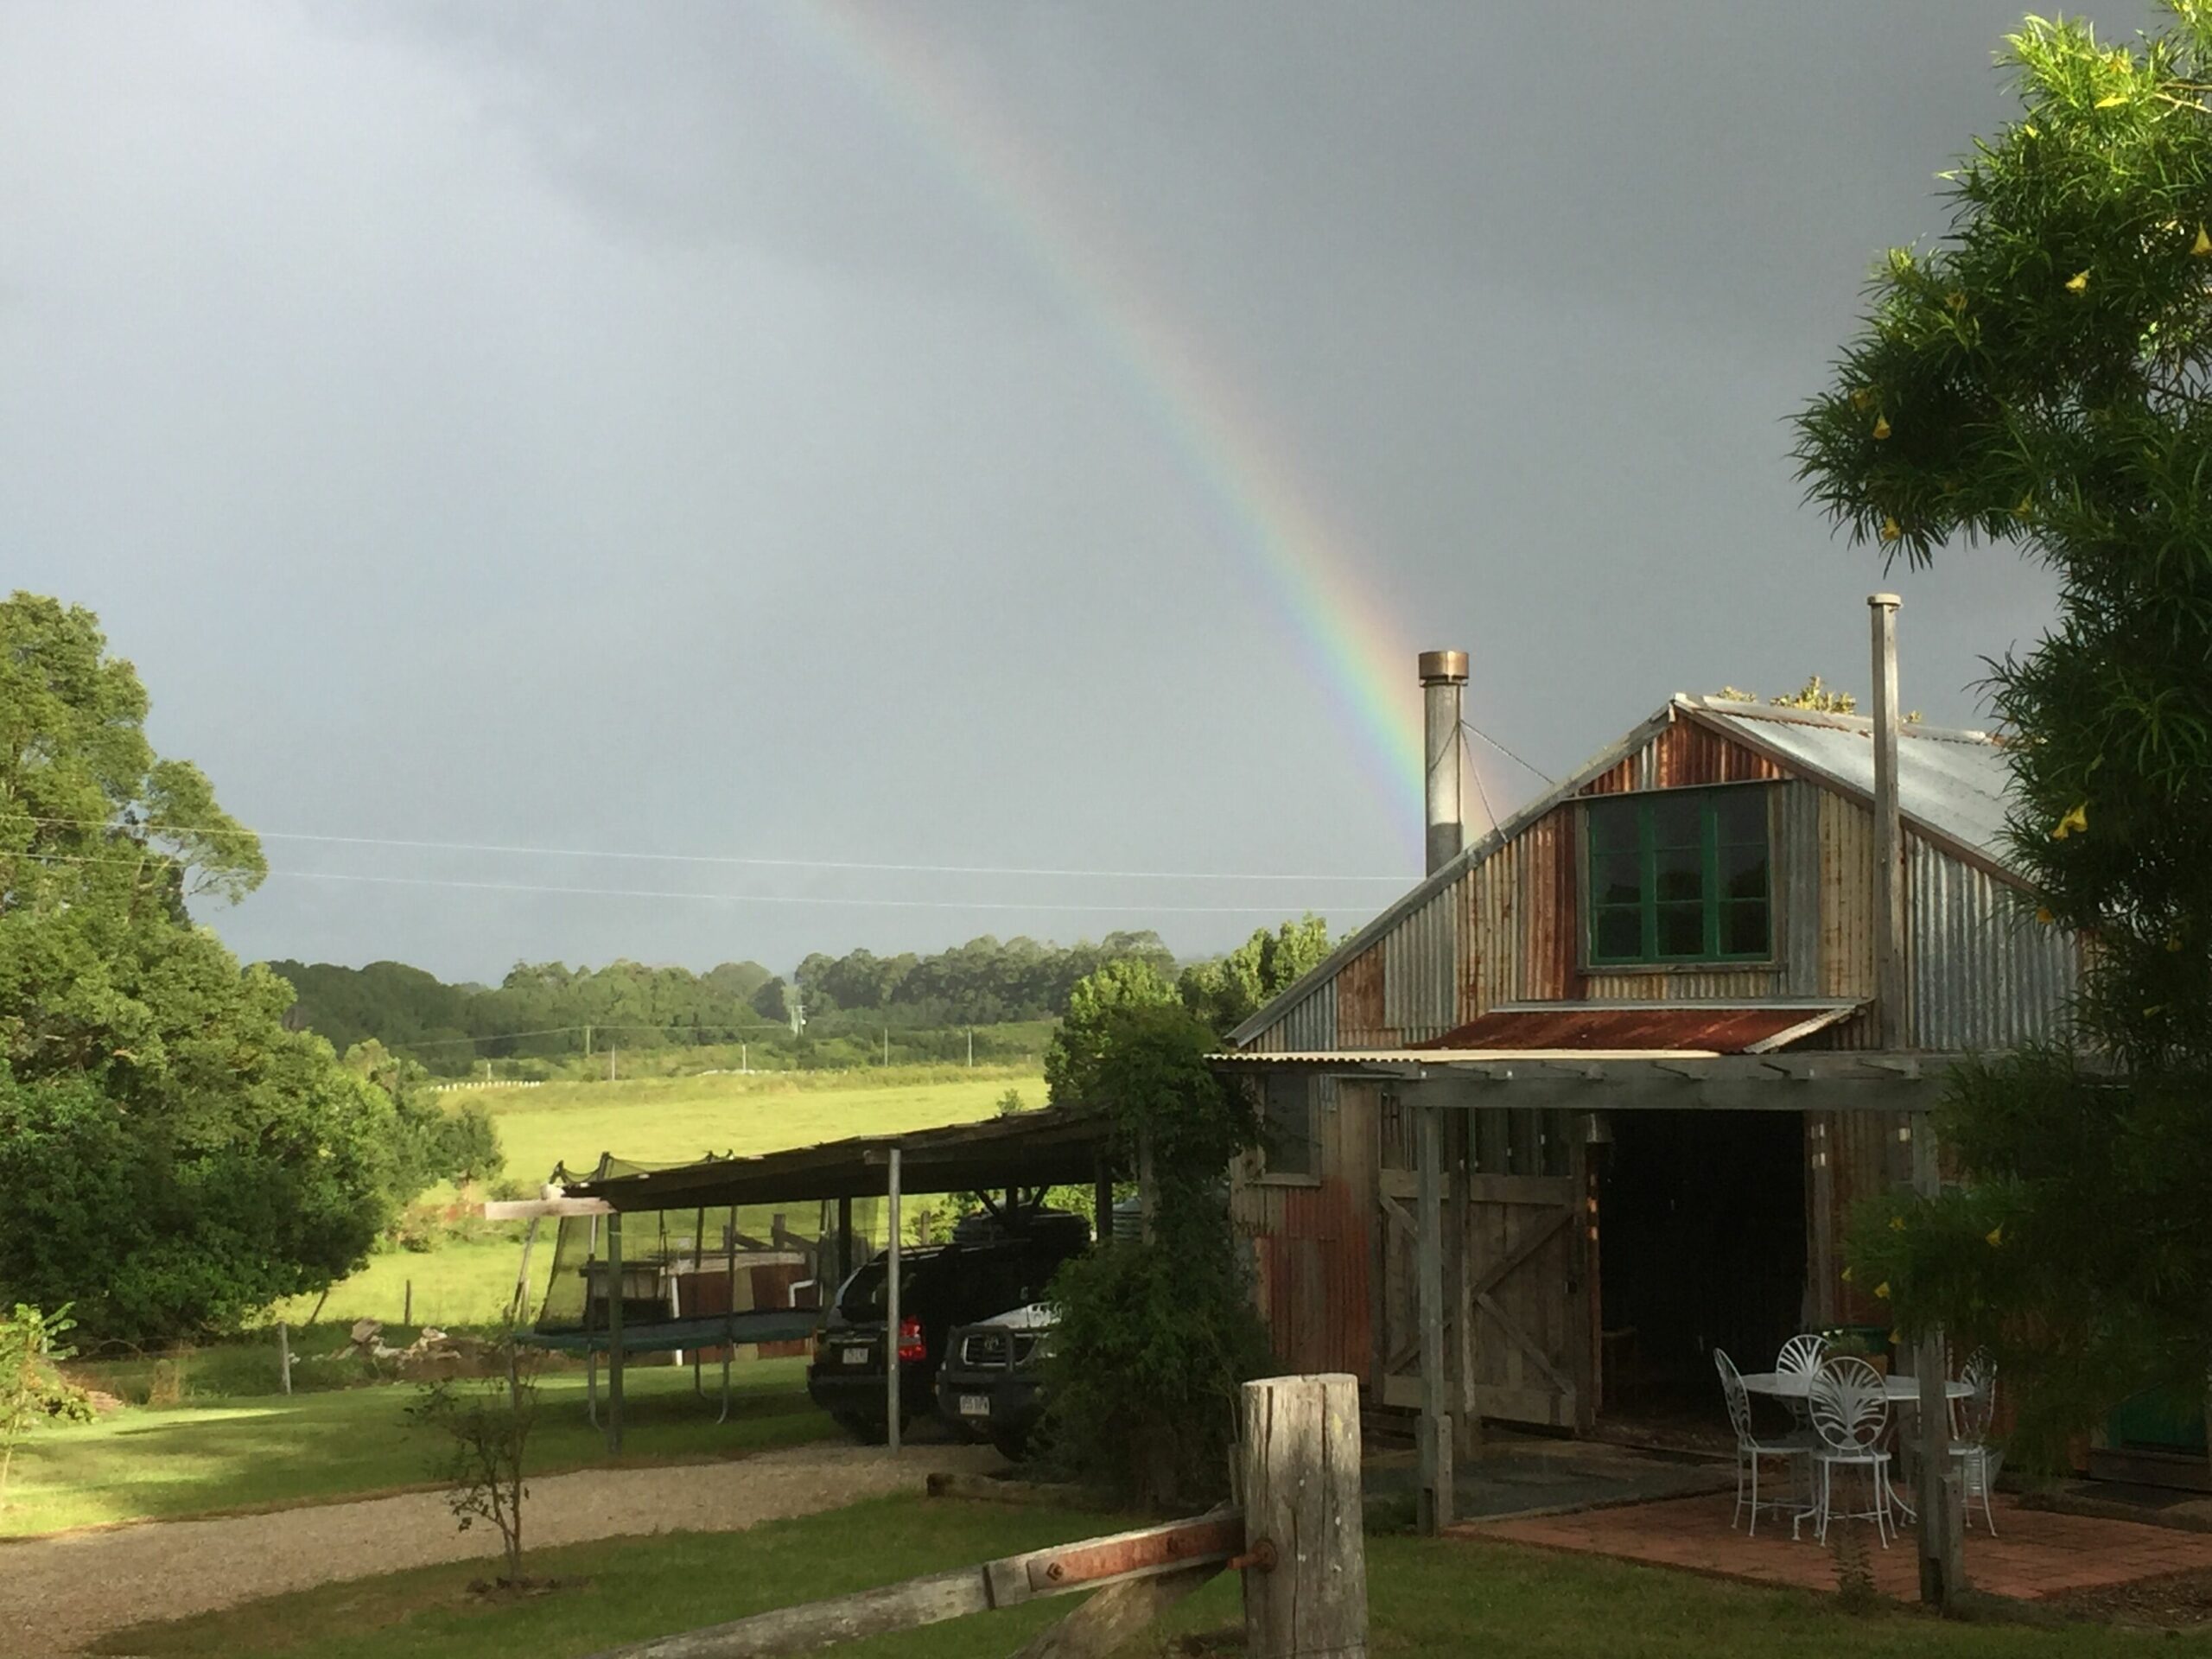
[1872,416,1892,440]
[1946,290,1967,314]
[2066,270,2091,294]
[2015,493,2034,516]
[1874,1281,1892,1300]
[2024,124,2040,138]
[2037,906,2056,925]
[2194,226,2212,257]
[1889,1215,1907,1232]
[1840,1267,1853,1283]
[2166,932,2185,952]
[1986,1225,2004,1247]
[1850,387,1876,411]
[1890,1331,1903,1345]
[1880,516,1903,543]
[2052,802,2089,840]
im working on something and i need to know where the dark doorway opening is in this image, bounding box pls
[1596,1110,1806,1419]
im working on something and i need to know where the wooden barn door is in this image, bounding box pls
[1376,1103,1592,1431]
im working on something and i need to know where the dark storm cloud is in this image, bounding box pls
[0,1,2144,979]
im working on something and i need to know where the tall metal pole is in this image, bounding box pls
[1870,594,1906,1051]
[605,1209,625,1454]
[886,1147,903,1454]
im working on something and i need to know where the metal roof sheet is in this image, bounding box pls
[1680,698,2013,865]
[1410,999,1862,1054]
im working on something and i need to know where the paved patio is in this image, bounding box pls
[1457,1490,2212,1602]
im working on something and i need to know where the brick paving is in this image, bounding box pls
[1456,1491,2212,1601]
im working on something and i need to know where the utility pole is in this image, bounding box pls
[882,1027,889,1066]
[741,1040,748,1074]
[584,1023,592,1059]
[608,1045,616,1084]
[966,1027,973,1068]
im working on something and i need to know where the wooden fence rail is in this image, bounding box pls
[585,1374,1367,1659]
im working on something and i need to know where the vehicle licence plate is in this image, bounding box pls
[958,1393,990,1417]
[841,1347,870,1366]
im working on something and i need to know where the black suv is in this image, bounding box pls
[807,1208,1088,1442]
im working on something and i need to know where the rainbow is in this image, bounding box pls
[774,2,1504,856]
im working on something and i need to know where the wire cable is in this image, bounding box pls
[16,853,1380,917]
[9,816,1406,886]
[1459,719,1557,787]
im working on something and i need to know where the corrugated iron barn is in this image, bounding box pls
[1212,619,2079,1458]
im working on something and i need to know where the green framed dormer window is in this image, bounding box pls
[1586,784,1772,965]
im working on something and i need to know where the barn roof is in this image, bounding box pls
[1227,696,2018,1049]
[1411,998,1863,1054]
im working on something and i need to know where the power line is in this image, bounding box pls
[21,853,1382,917]
[269,868,1378,917]
[10,816,1407,885]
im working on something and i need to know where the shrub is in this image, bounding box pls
[0,1305,94,1505]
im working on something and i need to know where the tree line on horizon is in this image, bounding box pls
[268,920,1334,1073]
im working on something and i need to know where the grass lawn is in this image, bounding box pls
[5,1358,828,1539]
[90,1494,2209,1658]
[274,1068,1043,1328]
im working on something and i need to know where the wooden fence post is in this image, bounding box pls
[276,1322,292,1395]
[1241,1374,1368,1659]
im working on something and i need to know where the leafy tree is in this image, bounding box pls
[1039,1002,1268,1509]
[1176,915,1334,1038]
[0,594,425,1339]
[1794,10,2212,1456]
[1042,956,1176,1106]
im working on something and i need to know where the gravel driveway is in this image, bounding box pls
[0,1441,1005,1658]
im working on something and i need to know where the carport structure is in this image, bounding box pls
[550,1103,1124,1456]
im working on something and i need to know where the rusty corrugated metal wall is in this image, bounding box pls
[1909,833,2078,1049]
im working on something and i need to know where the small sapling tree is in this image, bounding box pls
[409,1338,543,1586]
[0,1304,93,1507]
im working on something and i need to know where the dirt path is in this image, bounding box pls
[0,1441,1005,1658]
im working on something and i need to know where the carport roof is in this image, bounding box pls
[563,1103,1120,1211]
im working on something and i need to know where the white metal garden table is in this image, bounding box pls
[1737,1370,1974,1527]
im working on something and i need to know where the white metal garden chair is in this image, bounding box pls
[1801,1355,1897,1546]
[1714,1348,1814,1536]
[1775,1332,1830,1426]
[1949,1348,2004,1535]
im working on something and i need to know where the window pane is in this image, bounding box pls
[1715,789,1768,845]
[1264,1074,1315,1176]
[1656,901,1704,957]
[1721,842,1769,900]
[1593,907,1642,961]
[1724,899,1771,957]
[1595,851,1643,906]
[1651,793,1702,849]
[1655,846,1703,904]
[1589,799,1639,855]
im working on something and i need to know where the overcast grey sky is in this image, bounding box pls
[1,2,2139,982]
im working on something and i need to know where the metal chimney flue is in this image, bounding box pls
[1868,594,1906,1050]
[1419,649,1469,875]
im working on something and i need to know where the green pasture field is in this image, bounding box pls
[92,1493,2185,1659]
[273,1067,1044,1329]
[480,1064,1042,1182]
[10,1357,825,1539]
